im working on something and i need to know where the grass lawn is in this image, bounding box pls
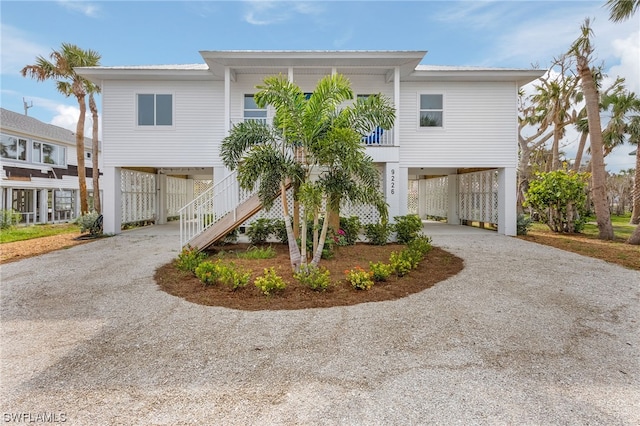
[520,214,640,271]
[0,223,80,244]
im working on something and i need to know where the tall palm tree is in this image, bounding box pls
[87,84,101,213]
[222,73,394,271]
[530,57,580,170]
[21,43,101,215]
[627,115,640,227]
[569,19,615,240]
[606,0,640,21]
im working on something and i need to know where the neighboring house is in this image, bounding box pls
[77,50,543,248]
[0,108,101,224]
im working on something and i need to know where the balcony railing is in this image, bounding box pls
[229,118,394,146]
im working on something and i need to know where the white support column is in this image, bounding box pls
[40,189,48,224]
[498,167,517,236]
[224,67,231,134]
[398,167,409,217]
[288,67,294,82]
[418,179,427,219]
[103,166,122,235]
[447,174,459,225]
[394,66,400,147]
[156,172,167,225]
[31,189,37,224]
[384,163,401,222]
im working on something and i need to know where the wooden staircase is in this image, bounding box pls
[179,171,286,251]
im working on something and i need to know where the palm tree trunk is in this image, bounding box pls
[311,200,331,266]
[572,131,588,172]
[628,223,640,244]
[281,183,301,272]
[75,91,89,215]
[577,55,614,240]
[89,94,101,213]
[631,149,640,225]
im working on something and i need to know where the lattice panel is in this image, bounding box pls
[407,180,419,215]
[121,170,156,224]
[166,176,188,218]
[458,170,499,224]
[194,180,213,198]
[423,176,448,218]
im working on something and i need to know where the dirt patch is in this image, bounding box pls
[154,243,464,311]
[0,233,92,264]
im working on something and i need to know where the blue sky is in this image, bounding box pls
[1,0,639,171]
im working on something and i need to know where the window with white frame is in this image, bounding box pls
[33,141,66,166]
[137,94,173,126]
[244,94,267,123]
[1,134,27,161]
[419,94,443,127]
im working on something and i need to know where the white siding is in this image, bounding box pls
[102,80,224,168]
[399,81,518,168]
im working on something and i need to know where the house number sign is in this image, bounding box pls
[390,168,395,195]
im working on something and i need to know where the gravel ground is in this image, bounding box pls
[1,222,638,425]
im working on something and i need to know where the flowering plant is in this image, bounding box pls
[344,266,374,290]
[332,228,349,246]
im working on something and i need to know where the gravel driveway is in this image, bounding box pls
[1,223,639,425]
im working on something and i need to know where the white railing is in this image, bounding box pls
[230,117,394,147]
[178,171,257,248]
[361,127,394,146]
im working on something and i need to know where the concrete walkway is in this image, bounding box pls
[1,223,638,425]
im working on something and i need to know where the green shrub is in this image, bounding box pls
[393,214,423,244]
[389,251,413,277]
[0,209,22,230]
[407,235,432,256]
[254,267,287,296]
[221,228,239,244]
[176,245,207,274]
[344,266,374,290]
[517,214,532,236]
[294,264,331,291]
[237,245,276,259]
[195,260,220,285]
[331,228,349,246]
[76,212,101,234]
[246,218,275,245]
[524,169,589,233]
[217,262,251,290]
[364,222,391,245]
[272,219,289,244]
[339,216,362,245]
[369,261,393,282]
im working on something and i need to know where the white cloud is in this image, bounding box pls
[0,24,50,75]
[50,104,102,141]
[607,30,640,93]
[242,1,322,25]
[56,0,101,18]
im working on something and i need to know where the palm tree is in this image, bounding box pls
[530,57,580,170]
[605,0,640,21]
[569,19,615,240]
[627,115,640,227]
[222,73,394,271]
[87,84,101,213]
[21,43,101,215]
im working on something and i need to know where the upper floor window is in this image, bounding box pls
[244,95,267,123]
[138,94,173,126]
[1,134,27,161]
[33,141,66,166]
[419,94,443,127]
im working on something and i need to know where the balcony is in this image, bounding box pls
[230,118,394,147]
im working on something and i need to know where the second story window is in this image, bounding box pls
[244,95,267,123]
[33,141,66,166]
[138,94,173,126]
[1,134,27,161]
[419,94,443,127]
